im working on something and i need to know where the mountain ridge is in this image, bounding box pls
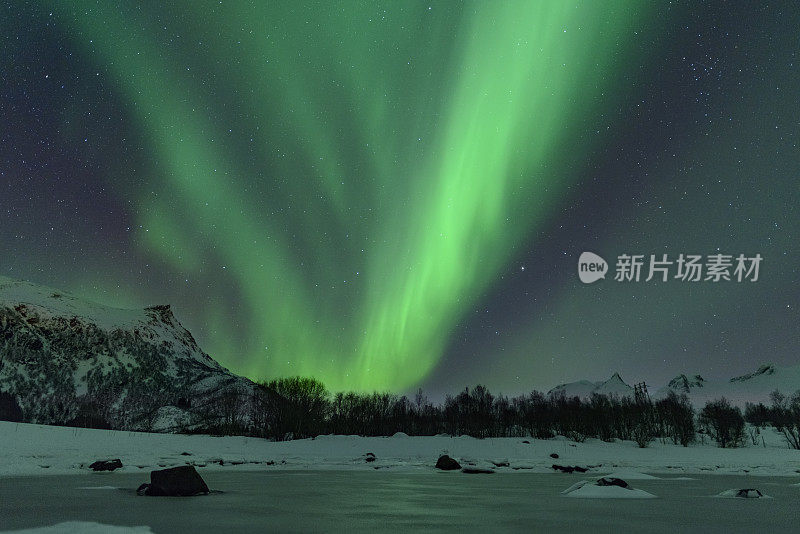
[0,276,254,431]
[549,363,800,408]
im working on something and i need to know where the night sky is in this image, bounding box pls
[2,1,798,396]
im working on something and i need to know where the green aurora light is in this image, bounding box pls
[45,1,654,391]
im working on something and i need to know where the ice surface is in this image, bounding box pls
[1,471,799,533]
[1,522,153,533]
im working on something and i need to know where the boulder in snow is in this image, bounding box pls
[717,488,771,499]
[596,477,629,489]
[552,464,588,474]
[137,465,209,496]
[89,459,122,472]
[736,489,763,498]
[435,455,461,471]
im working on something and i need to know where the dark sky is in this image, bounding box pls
[1,1,798,397]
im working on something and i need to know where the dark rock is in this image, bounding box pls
[435,455,461,471]
[139,466,209,497]
[736,488,763,498]
[596,477,630,489]
[89,459,123,472]
[550,453,559,459]
[365,453,376,463]
[521,440,530,444]
[552,464,588,474]
[491,459,510,467]
[0,391,22,423]
[180,451,192,456]
[462,467,494,474]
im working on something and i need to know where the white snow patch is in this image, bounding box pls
[561,480,656,499]
[0,277,142,332]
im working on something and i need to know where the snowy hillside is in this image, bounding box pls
[548,373,634,400]
[0,276,253,431]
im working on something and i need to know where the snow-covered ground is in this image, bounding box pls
[2,421,799,478]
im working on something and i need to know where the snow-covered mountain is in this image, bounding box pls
[548,372,634,399]
[548,364,800,408]
[656,364,800,407]
[0,276,254,431]
[664,374,706,394]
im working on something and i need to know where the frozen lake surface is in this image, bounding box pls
[2,470,799,533]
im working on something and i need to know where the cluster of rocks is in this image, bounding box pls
[83,453,773,502]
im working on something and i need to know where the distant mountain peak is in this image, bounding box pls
[606,372,625,383]
[666,374,706,393]
[730,364,776,383]
[548,372,633,399]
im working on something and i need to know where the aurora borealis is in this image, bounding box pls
[2,2,798,395]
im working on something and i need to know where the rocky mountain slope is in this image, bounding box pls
[0,276,254,431]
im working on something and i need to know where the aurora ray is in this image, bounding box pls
[33,1,653,391]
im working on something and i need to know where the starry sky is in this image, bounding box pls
[2,1,798,396]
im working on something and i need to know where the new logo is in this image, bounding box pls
[578,252,608,284]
